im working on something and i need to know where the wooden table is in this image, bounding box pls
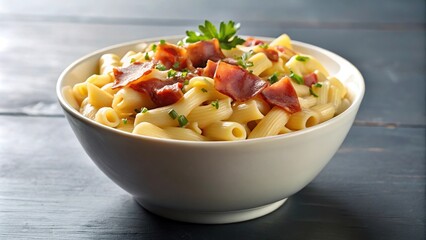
[1,1,424,239]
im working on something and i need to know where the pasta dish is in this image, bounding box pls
[62,21,350,141]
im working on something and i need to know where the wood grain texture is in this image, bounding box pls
[0,21,424,126]
[0,0,425,239]
[0,116,424,239]
[1,0,425,27]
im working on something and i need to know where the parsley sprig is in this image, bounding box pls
[185,20,245,50]
[289,71,304,85]
[237,51,254,69]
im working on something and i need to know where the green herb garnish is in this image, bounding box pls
[237,51,254,69]
[152,44,157,52]
[289,71,304,85]
[201,88,208,93]
[144,52,149,60]
[141,107,148,113]
[185,20,245,50]
[168,109,178,119]
[178,115,188,127]
[181,69,189,78]
[122,118,128,124]
[310,88,318,97]
[160,39,166,45]
[295,55,310,62]
[172,62,180,69]
[211,99,219,109]
[155,63,167,71]
[167,69,177,78]
[268,72,279,84]
[259,44,269,49]
[314,82,323,88]
[130,58,136,63]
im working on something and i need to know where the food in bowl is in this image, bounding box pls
[57,20,364,224]
[62,20,350,141]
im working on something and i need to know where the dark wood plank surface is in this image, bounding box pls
[1,22,424,125]
[0,116,424,239]
[0,0,424,239]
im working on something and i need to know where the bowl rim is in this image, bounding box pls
[56,35,365,146]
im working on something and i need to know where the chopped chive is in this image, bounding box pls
[183,79,189,85]
[177,40,184,47]
[259,44,269,49]
[172,62,180,69]
[310,88,318,97]
[144,52,149,60]
[289,71,304,85]
[237,51,254,69]
[122,118,128,124]
[314,82,323,88]
[211,99,219,109]
[178,115,188,127]
[268,72,279,84]
[152,44,157,52]
[168,109,178,119]
[155,63,167,71]
[141,107,148,113]
[181,70,188,77]
[167,69,177,78]
[201,88,208,93]
[160,39,166,45]
[296,55,310,62]
[130,58,136,63]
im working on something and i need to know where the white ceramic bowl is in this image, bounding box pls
[57,36,364,224]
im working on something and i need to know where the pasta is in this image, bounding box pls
[66,22,351,141]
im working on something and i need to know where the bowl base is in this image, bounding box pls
[135,198,287,224]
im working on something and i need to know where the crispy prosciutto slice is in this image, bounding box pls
[131,79,183,107]
[154,43,189,70]
[261,76,301,114]
[261,49,279,62]
[303,72,318,86]
[186,39,225,68]
[112,62,154,88]
[214,61,267,101]
[243,37,265,47]
[202,60,218,78]
[151,82,183,107]
[275,45,296,59]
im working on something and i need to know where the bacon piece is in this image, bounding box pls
[275,46,296,58]
[152,82,184,107]
[112,62,154,88]
[131,79,183,107]
[154,43,189,70]
[222,57,238,66]
[186,39,225,68]
[261,76,301,114]
[214,61,267,101]
[243,37,265,47]
[202,60,218,78]
[303,72,318,87]
[262,49,279,62]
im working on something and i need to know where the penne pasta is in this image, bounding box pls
[95,107,121,127]
[187,98,233,128]
[66,27,350,141]
[228,99,264,124]
[286,109,321,130]
[203,121,247,141]
[248,106,290,139]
